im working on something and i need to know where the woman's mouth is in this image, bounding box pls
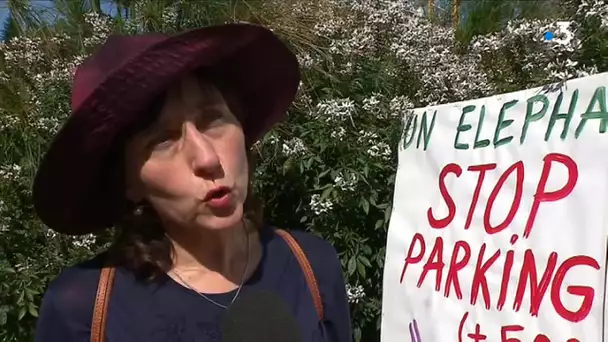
[203,186,232,209]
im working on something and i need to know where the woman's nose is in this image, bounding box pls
[182,122,222,177]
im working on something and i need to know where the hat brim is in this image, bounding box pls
[33,24,300,235]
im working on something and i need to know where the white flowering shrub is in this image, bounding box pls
[0,0,606,341]
[0,13,116,341]
[471,0,607,91]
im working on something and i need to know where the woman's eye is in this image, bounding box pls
[150,131,179,149]
[204,117,223,129]
[199,108,228,126]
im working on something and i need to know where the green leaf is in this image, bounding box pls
[282,159,293,173]
[358,255,372,267]
[28,302,38,317]
[347,256,356,275]
[25,289,33,301]
[369,194,377,206]
[360,198,369,214]
[357,261,366,277]
[18,306,26,320]
[374,219,383,229]
[17,290,25,305]
[0,305,8,325]
[313,183,333,191]
[317,169,330,180]
[321,186,333,200]
[305,157,314,169]
[376,203,389,209]
[384,205,392,222]
[362,245,372,255]
[354,327,362,342]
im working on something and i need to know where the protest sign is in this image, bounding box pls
[381,72,608,342]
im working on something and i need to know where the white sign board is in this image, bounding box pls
[381,72,608,342]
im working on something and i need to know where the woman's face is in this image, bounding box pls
[124,75,249,232]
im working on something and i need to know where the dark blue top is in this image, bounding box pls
[34,226,352,342]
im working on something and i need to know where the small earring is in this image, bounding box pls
[133,205,144,216]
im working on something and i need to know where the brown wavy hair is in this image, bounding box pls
[106,72,264,280]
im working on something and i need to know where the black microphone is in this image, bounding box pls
[220,290,303,342]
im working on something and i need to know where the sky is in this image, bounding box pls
[0,0,117,37]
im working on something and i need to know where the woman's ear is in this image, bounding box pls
[123,137,146,203]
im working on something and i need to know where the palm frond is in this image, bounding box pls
[1,12,20,42]
[5,0,45,34]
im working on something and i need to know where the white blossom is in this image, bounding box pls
[310,194,333,215]
[357,130,380,144]
[282,137,307,156]
[297,53,316,68]
[315,98,355,122]
[389,95,415,119]
[471,17,598,85]
[367,142,392,159]
[0,164,22,182]
[334,172,357,191]
[83,12,113,47]
[72,234,96,249]
[357,130,392,159]
[577,0,608,30]
[44,228,57,239]
[0,200,8,233]
[161,6,179,27]
[346,284,366,303]
[362,93,382,114]
[0,113,20,131]
[330,126,346,139]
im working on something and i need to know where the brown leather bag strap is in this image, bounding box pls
[90,266,116,342]
[275,229,324,321]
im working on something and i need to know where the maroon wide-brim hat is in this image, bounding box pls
[32,23,300,235]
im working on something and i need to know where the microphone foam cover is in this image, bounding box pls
[220,290,303,342]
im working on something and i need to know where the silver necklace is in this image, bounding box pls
[169,224,250,309]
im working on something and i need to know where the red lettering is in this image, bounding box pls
[470,244,500,309]
[513,250,557,316]
[400,233,425,283]
[417,237,444,290]
[467,324,487,342]
[533,335,550,342]
[525,153,578,238]
[458,311,468,342]
[497,235,517,311]
[415,155,596,324]
[500,325,523,342]
[445,240,471,299]
[428,163,461,229]
[405,238,600,323]
[497,252,514,310]
[484,161,524,234]
[465,164,496,229]
[551,255,599,322]
[499,325,580,342]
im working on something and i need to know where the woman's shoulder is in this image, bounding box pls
[264,225,338,258]
[266,226,343,279]
[40,253,106,318]
[269,226,353,340]
[283,228,339,258]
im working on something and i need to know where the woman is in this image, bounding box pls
[33,23,352,341]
